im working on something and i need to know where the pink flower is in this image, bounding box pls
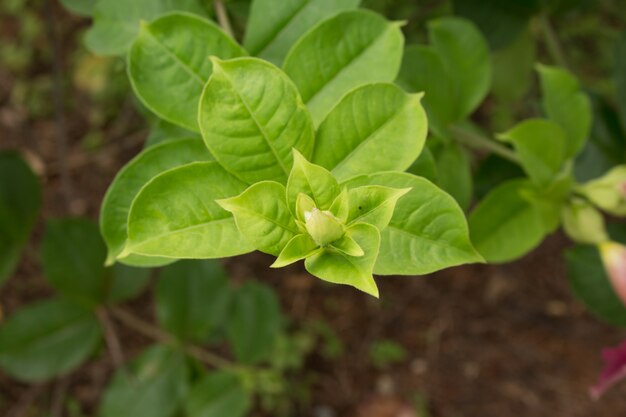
[591,341,626,399]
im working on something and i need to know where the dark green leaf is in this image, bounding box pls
[0,299,101,382]
[0,151,40,286]
[185,371,251,417]
[156,260,231,343]
[227,281,281,364]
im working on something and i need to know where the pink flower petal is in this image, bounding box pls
[591,340,626,399]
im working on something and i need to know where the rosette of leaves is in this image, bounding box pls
[100,9,482,297]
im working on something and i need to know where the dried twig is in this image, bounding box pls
[214,0,235,39]
[96,308,126,368]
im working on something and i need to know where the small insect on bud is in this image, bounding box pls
[599,241,626,307]
[304,208,344,246]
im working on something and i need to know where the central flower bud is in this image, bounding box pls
[304,208,344,245]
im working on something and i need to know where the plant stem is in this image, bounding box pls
[214,0,234,39]
[108,306,235,370]
[449,126,520,164]
[96,308,125,368]
[540,14,569,69]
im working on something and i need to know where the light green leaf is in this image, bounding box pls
[101,138,212,266]
[0,151,40,286]
[313,83,427,180]
[330,234,364,257]
[125,162,254,260]
[498,118,566,185]
[347,185,410,230]
[244,0,359,64]
[566,244,626,327]
[85,0,208,56]
[295,192,316,223]
[428,17,491,121]
[344,172,481,275]
[185,371,251,417]
[0,299,101,382]
[283,10,404,125]
[129,13,246,132]
[397,45,454,136]
[579,165,626,216]
[271,234,319,268]
[227,281,282,364]
[432,141,473,210]
[287,149,339,213]
[305,223,380,297]
[156,260,231,343]
[537,64,592,158]
[146,119,200,148]
[218,181,299,256]
[199,57,314,184]
[99,346,189,417]
[329,188,350,222]
[469,179,547,263]
[562,199,608,245]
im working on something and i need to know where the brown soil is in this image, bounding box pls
[2,2,626,417]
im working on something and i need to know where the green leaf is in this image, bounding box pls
[491,28,536,102]
[616,31,626,132]
[42,218,106,305]
[566,244,626,327]
[108,264,151,303]
[428,17,491,121]
[497,118,566,185]
[146,118,201,148]
[0,299,101,382]
[60,0,96,16]
[156,260,231,343]
[344,172,481,275]
[537,64,592,158]
[218,181,299,256]
[329,188,350,222]
[313,83,427,181]
[101,138,212,266]
[124,162,254,260]
[0,151,40,286]
[243,0,359,64]
[397,45,455,136]
[42,218,150,305]
[185,371,251,417]
[271,234,319,268]
[407,146,438,183]
[305,223,380,297]
[283,10,404,125]
[432,141,473,210]
[579,165,626,216]
[199,57,314,184]
[129,13,246,132]
[562,199,608,245]
[330,234,364,257]
[227,281,282,364]
[452,0,538,49]
[347,185,410,230]
[469,179,547,263]
[85,0,208,56]
[99,346,189,417]
[287,149,339,213]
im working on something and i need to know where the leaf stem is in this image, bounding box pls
[96,308,125,368]
[449,126,520,164]
[108,306,236,370]
[540,14,569,69]
[214,0,235,39]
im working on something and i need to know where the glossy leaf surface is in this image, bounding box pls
[125,162,254,259]
[313,83,427,181]
[199,57,314,184]
[129,13,246,131]
[283,10,404,125]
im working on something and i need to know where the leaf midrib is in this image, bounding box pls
[143,26,205,86]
